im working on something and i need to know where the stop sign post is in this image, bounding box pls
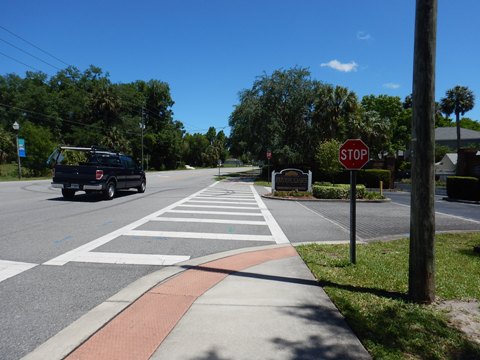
[339,139,370,264]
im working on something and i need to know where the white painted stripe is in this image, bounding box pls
[0,260,37,283]
[201,189,252,194]
[72,252,190,265]
[194,196,255,201]
[198,192,253,196]
[178,204,259,210]
[188,200,257,205]
[195,196,255,200]
[43,182,221,266]
[250,185,290,244]
[167,210,264,216]
[126,230,274,242]
[151,217,267,225]
[392,201,480,225]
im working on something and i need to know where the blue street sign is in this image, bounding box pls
[18,138,26,158]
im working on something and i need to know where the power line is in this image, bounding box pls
[0,102,103,130]
[0,102,152,138]
[0,50,40,71]
[0,37,62,70]
[0,25,70,67]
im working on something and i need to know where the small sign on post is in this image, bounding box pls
[339,139,369,264]
[18,138,26,158]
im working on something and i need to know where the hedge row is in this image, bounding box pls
[319,169,391,188]
[312,184,367,199]
[447,176,480,201]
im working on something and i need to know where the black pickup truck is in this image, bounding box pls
[48,146,146,200]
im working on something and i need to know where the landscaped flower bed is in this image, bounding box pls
[312,183,385,200]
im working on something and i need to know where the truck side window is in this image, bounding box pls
[121,156,136,169]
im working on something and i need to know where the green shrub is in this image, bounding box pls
[313,181,332,186]
[447,176,480,201]
[273,190,312,198]
[312,184,367,199]
[359,169,391,188]
[313,185,349,199]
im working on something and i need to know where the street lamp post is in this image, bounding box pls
[139,120,145,170]
[12,121,21,179]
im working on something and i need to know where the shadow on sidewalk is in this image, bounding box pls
[180,265,319,287]
[318,280,407,301]
[272,304,371,360]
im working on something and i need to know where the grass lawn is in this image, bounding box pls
[0,163,50,181]
[296,233,480,360]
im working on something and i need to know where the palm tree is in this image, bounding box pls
[314,85,358,139]
[439,86,475,151]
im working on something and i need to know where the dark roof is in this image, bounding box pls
[435,127,480,141]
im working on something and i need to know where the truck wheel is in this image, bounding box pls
[62,189,76,200]
[137,179,146,193]
[104,181,116,200]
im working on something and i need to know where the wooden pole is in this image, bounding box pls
[409,0,437,304]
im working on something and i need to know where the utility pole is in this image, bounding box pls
[409,0,437,304]
[140,107,145,170]
[12,121,21,179]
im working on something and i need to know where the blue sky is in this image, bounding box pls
[1,0,479,135]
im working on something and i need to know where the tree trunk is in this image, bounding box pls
[409,0,437,304]
[456,111,461,152]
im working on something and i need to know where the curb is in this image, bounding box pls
[261,194,391,203]
[21,243,293,360]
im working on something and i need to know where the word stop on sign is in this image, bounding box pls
[340,148,368,161]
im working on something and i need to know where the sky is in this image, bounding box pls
[1,0,479,135]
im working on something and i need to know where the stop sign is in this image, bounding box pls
[339,139,370,170]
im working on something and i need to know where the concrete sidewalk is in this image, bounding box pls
[23,245,371,360]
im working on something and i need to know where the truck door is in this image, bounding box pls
[121,156,138,188]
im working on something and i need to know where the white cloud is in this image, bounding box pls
[383,82,401,89]
[320,60,359,73]
[357,31,371,40]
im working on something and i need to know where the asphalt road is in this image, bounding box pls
[1,172,479,360]
[1,167,265,360]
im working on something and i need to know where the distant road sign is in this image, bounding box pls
[339,139,369,170]
[18,138,26,158]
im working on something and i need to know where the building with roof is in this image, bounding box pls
[435,153,457,181]
[435,127,480,149]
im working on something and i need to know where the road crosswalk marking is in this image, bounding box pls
[177,204,259,210]
[0,260,37,283]
[151,217,267,225]
[1,181,290,283]
[167,209,264,216]
[125,230,274,242]
[39,180,290,268]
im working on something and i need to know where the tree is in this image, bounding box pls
[440,85,476,151]
[229,67,320,166]
[459,117,480,131]
[347,110,391,158]
[315,139,342,182]
[183,133,210,166]
[361,95,408,156]
[0,127,13,164]
[313,85,358,141]
[19,121,56,176]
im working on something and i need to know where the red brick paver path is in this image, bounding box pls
[66,246,297,360]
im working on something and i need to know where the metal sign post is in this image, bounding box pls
[339,139,370,264]
[266,150,272,184]
[350,170,357,264]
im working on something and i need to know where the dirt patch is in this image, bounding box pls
[436,300,480,344]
